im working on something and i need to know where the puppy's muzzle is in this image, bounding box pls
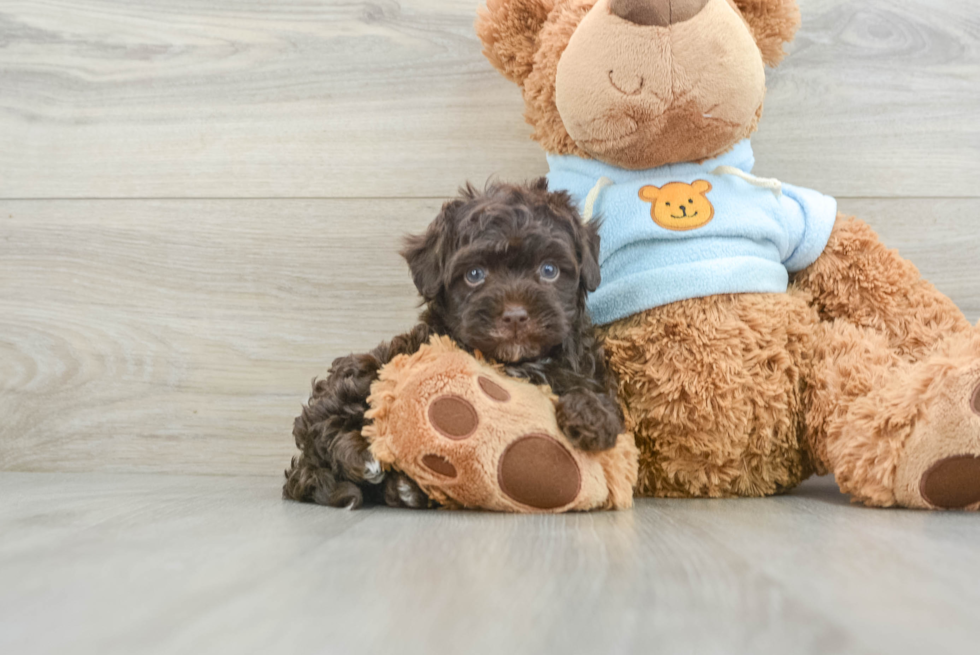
[500,304,530,336]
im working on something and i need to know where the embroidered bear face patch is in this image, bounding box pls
[638,180,714,231]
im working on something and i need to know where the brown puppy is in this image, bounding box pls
[283,179,623,509]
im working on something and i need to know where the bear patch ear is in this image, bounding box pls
[731,0,801,67]
[638,185,661,202]
[476,0,556,85]
[692,180,712,194]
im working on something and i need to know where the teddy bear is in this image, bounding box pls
[476,0,980,509]
[364,335,638,512]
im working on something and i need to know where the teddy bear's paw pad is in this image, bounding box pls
[428,395,479,440]
[971,381,980,416]
[920,455,980,510]
[421,454,457,479]
[478,375,511,402]
[498,434,581,510]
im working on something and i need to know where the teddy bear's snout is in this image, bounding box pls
[609,0,709,27]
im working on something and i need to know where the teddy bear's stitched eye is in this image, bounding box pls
[465,267,487,286]
[665,202,671,207]
[689,199,694,204]
[539,262,560,281]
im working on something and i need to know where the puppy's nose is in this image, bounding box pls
[501,305,529,326]
[609,0,709,26]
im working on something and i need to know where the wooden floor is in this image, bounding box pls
[2,1,979,652]
[2,473,980,655]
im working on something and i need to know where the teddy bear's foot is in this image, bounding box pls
[365,336,637,512]
[834,333,980,510]
[423,388,585,510]
[893,364,980,510]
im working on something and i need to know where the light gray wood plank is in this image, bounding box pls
[756,0,980,196]
[0,0,977,199]
[0,198,440,475]
[840,198,980,315]
[2,198,978,476]
[2,472,979,655]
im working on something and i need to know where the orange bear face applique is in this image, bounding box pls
[638,180,715,231]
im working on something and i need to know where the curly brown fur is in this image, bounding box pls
[284,178,623,508]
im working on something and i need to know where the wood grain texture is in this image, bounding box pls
[0,198,439,474]
[2,472,979,655]
[0,0,977,199]
[1,198,978,476]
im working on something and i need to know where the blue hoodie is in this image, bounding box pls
[547,140,838,326]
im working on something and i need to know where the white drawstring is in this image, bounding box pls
[710,165,783,198]
[581,176,613,222]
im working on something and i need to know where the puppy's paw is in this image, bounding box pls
[383,471,430,509]
[313,480,365,510]
[556,391,621,452]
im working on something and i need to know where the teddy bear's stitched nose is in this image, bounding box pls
[609,0,709,26]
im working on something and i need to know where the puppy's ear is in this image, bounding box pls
[530,176,550,192]
[545,184,602,293]
[401,199,462,300]
[578,218,602,293]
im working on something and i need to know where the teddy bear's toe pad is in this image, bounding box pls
[478,375,511,401]
[422,454,458,478]
[920,455,980,509]
[498,435,582,509]
[428,395,479,439]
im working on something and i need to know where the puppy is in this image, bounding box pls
[283,178,624,509]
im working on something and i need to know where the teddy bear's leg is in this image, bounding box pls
[793,215,973,359]
[807,315,980,510]
[795,215,980,509]
[599,291,818,498]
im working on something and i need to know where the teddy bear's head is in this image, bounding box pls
[477,0,801,170]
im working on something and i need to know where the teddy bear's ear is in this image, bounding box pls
[477,0,556,85]
[692,180,712,194]
[638,185,661,202]
[731,0,801,67]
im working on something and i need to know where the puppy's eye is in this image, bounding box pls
[539,262,560,282]
[465,267,486,286]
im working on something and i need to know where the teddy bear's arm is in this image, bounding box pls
[792,215,972,359]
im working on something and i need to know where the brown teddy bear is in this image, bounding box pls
[477,0,980,509]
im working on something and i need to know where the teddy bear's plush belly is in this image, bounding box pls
[599,289,820,498]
